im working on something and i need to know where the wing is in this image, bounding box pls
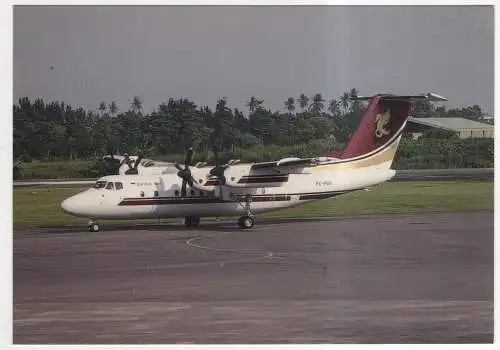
[251,157,317,170]
[208,157,338,189]
[249,157,332,174]
[351,92,448,102]
[219,157,319,188]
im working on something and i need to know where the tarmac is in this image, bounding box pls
[13,211,493,344]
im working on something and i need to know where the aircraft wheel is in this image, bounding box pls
[88,223,100,232]
[184,216,192,227]
[238,215,254,229]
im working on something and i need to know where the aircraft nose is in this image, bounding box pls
[61,196,79,215]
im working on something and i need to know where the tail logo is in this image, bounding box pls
[375,109,391,138]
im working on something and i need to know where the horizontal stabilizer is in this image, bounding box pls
[350,93,448,102]
[102,155,125,161]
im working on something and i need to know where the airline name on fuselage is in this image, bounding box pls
[315,180,332,186]
[130,182,157,186]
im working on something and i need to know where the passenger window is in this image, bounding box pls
[115,182,123,190]
[154,191,159,197]
[105,182,114,190]
[174,190,179,197]
[190,190,195,196]
[140,191,145,197]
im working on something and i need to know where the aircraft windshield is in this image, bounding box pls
[94,181,107,189]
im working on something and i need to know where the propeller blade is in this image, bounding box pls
[181,179,187,197]
[174,163,183,172]
[124,154,132,169]
[185,147,194,167]
[210,163,229,178]
[134,156,143,170]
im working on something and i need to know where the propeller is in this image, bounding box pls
[207,159,240,185]
[123,153,143,175]
[121,153,132,169]
[174,147,196,196]
[101,153,122,174]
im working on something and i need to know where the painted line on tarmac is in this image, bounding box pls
[186,235,275,257]
[185,235,326,270]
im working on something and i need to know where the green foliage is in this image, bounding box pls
[13,90,356,162]
[393,138,493,169]
[421,128,458,139]
[14,137,493,179]
[15,159,96,179]
[13,90,493,179]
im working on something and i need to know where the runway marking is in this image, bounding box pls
[186,235,272,255]
[185,235,326,270]
[185,235,284,267]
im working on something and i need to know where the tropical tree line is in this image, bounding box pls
[13,88,492,167]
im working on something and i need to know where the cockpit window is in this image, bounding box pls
[105,182,114,190]
[94,181,106,189]
[115,182,123,190]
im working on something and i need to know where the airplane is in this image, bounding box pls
[61,92,447,232]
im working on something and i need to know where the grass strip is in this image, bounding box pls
[13,181,493,230]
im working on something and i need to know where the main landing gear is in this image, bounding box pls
[184,216,200,228]
[88,219,100,232]
[238,215,254,229]
[237,194,255,229]
[182,194,257,229]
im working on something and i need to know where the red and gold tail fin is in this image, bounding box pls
[338,93,447,160]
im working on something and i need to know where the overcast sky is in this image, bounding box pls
[13,5,494,115]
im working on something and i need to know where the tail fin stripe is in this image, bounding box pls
[319,120,407,166]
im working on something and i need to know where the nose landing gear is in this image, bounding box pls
[88,219,100,232]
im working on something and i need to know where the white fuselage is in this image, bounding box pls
[61,160,396,220]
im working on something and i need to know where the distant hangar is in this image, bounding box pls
[406,117,494,139]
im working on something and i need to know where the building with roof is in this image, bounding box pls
[405,117,494,139]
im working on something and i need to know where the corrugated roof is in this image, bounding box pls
[408,117,494,131]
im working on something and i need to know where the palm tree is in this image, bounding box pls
[298,93,309,111]
[216,97,228,111]
[108,101,118,116]
[349,88,358,99]
[131,96,143,114]
[309,93,325,115]
[98,101,107,117]
[328,98,340,116]
[246,96,264,113]
[340,92,351,112]
[284,97,295,114]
